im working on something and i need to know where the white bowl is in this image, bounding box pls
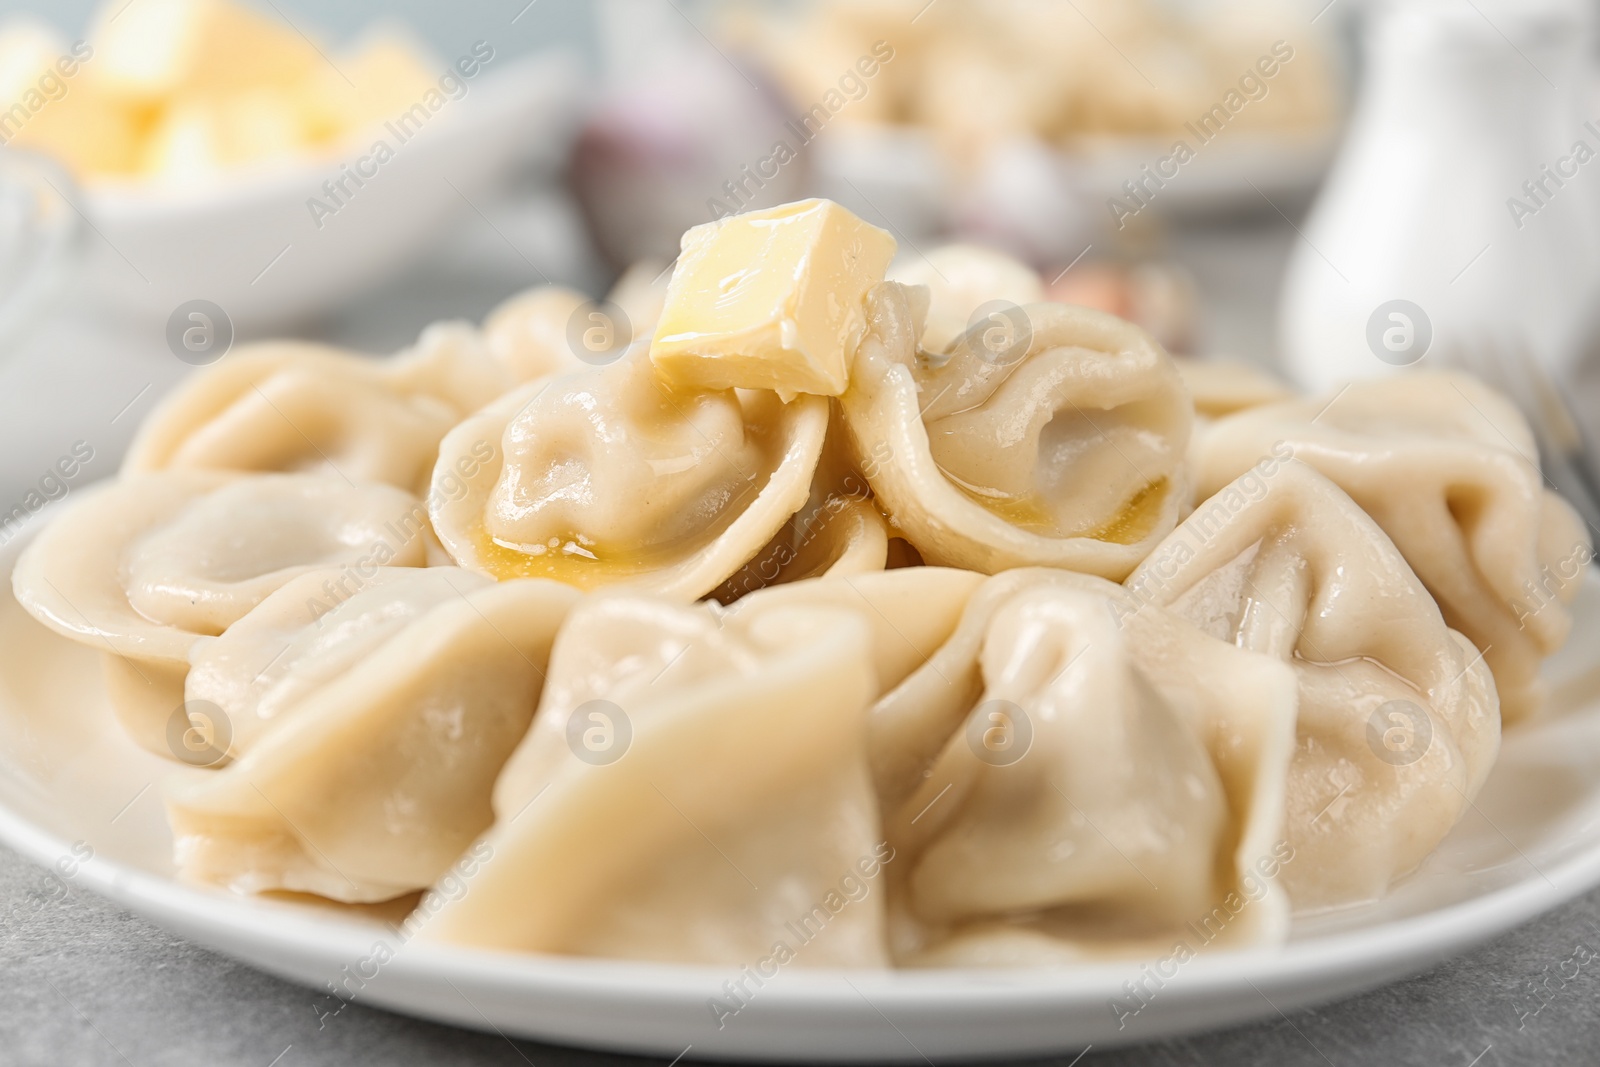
[77,52,584,330]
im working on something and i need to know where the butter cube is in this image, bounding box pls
[295,30,438,142]
[11,87,144,178]
[0,18,142,177]
[650,199,896,398]
[331,31,438,134]
[89,0,320,103]
[140,88,313,182]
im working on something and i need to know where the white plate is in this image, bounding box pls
[813,122,1339,259]
[3,525,1600,1062]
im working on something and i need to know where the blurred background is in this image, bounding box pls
[0,0,1597,504]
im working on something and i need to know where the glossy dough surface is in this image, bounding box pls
[11,471,428,755]
[481,285,593,383]
[429,343,829,599]
[887,243,1047,354]
[1128,460,1500,909]
[1193,372,1588,721]
[123,339,512,494]
[185,567,493,758]
[421,596,889,964]
[872,569,1297,964]
[841,282,1192,579]
[167,576,580,902]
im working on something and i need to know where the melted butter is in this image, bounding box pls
[468,519,666,588]
[948,478,1058,532]
[468,477,766,587]
[948,476,1169,545]
[474,385,790,588]
[1084,479,1169,545]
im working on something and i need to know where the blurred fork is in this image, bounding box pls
[1452,338,1600,536]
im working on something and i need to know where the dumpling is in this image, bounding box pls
[11,472,429,755]
[165,576,580,902]
[418,595,890,966]
[384,321,522,420]
[839,281,1192,578]
[605,259,671,339]
[184,566,493,758]
[429,342,830,599]
[1174,358,1293,420]
[481,285,592,382]
[724,566,988,697]
[709,488,889,604]
[1192,371,1589,721]
[888,243,1046,354]
[709,429,890,604]
[1126,460,1501,910]
[870,568,1298,966]
[482,269,671,385]
[122,338,502,494]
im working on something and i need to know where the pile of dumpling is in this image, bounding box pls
[13,199,1589,968]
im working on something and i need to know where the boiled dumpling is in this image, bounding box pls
[709,429,891,603]
[888,243,1046,354]
[481,285,592,383]
[123,335,510,494]
[1193,371,1588,721]
[1174,358,1295,488]
[430,341,829,599]
[165,576,580,902]
[11,471,428,756]
[605,259,671,340]
[871,568,1298,966]
[1174,358,1293,420]
[185,566,494,758]
[419,595,889,965]
[1127,460,1500,910]
[384,321,522,420]
[724,566,987,696]
[420,567,981,962]
[710,490,889,604]
[483,268,669,383]
[840,282,1192,579]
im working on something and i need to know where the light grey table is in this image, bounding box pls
[3,203,1596,1066]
